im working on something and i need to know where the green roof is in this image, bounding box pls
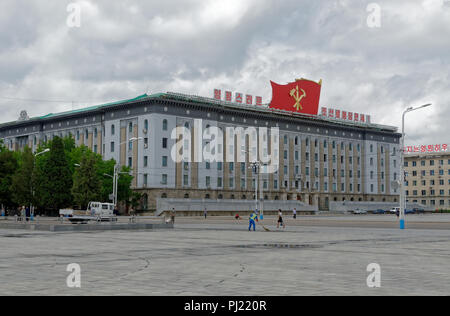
[37,93,151,120]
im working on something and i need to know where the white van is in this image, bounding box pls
[389,207,400,214]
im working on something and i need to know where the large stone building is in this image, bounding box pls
[0,92,402,211]
[404,152,450,210]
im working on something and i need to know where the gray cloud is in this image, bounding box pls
[0,0,448,147]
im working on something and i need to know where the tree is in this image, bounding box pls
[72,153,102,209]
[11,146,35,207]
[34,137,73,212]
[0,145,18,208]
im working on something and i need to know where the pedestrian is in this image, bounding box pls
[25,206,31,222]
[277,209,285,229]
[20,206,26,221]
[248,211,258,231]
[235,213,241,222]
[293,208,297,219]
[1,207,5,217]
[170,208,176,224]
[204,207,207,219]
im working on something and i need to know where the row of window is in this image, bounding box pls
[406,190,450,196]
[405,159,450,167]
[407,199,450,206]
[406,179,450,186]
[407,170,450,176]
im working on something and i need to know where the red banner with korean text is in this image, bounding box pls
[269,78,322,115]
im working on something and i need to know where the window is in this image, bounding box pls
[229,178,234,188]
[284,150,288,160]
[144,120,148,131]
[206,162,210,170]
[218,162,223,171]
[295,151,299,160]
[370,158,374,166]
[274,180,278,189]
[162,156,168,167]
[110,142,115,153]
[430,160,435,166]
[143,174,148,186]
[206,176,211,187]
[128,157,132,168]
[144,156,148,167]
[421,160,425,166]
[129,122,133,133]
[217,177,223,187]
[183,175,189,186]
[163,120,168,131]
[111,125,115,135]
[162,138,168,149]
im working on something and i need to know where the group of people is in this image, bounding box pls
[0,206,32,221]
[247,208,298,231]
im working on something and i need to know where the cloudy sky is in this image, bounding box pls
[0,0,449,146]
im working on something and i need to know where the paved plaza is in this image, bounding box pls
[1,214,450,295]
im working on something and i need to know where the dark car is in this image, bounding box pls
[372,209,385,214]
[405,209,415,214]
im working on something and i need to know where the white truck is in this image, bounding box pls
[60,202,117,224]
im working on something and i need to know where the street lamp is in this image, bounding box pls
[31,148,51,220]
[112,137,144,207]
[399,103,431,229]
[241,149,265,219]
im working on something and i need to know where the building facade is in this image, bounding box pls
[404,152,450,210]
[0,92,402,211]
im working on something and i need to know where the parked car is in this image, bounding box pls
[414,208,425,214]
[389,207,400,214]
[352,209,367,214]
[372,209,386,214]
[405,209,415,214]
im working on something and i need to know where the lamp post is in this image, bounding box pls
[399,103,431,229]
[112,137,143,207]
[31,148,50,220]
[241,149,265,219]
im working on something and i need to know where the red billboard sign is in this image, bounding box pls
[269,78,322,115]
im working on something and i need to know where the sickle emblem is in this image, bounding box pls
[290,85,306,111]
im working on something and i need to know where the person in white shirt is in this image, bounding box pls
[293,208,297,219]
[277,209,285,229]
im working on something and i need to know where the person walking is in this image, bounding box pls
[248,211,258,231]
[277,209,285,229]
[25,206,31,222]
[20,206,26,221]
[170,208,176,225]
[293,208,297,219]
[204,207,207,219]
